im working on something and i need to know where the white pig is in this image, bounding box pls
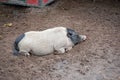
[13,27,86,56]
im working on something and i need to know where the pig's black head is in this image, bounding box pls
[67,28,86,45]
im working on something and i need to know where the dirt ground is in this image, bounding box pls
[0,0,120,80]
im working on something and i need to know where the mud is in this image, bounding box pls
[0,0,120,80]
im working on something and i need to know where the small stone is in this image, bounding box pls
[4,23,13,27]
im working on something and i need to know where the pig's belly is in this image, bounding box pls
[30,42,54,55]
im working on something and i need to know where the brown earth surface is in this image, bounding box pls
[0,0,120,80]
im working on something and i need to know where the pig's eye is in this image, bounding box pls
[67,28,76,37]
[69,33,72,36]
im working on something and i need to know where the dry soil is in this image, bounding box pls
[0,0,120,80]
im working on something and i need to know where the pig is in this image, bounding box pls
[13,27,86,56]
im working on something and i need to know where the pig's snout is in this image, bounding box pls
[79,35,87,41]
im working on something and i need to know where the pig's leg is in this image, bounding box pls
[54,48,65,54]
[65,47,72,52]
[19,50,30,56]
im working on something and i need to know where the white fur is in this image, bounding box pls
[18,27,74,56]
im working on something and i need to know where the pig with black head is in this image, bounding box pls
[13,27,86,56]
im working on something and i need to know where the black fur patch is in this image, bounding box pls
[13,33,25,55]
[67,28,81,45]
